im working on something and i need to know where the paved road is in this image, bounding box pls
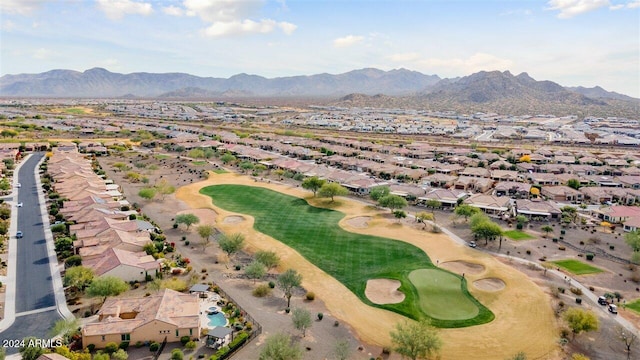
[0,153,69,355]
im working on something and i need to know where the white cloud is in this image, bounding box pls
[546,0,610,19]
[627,0,640,8]
[166,0,295,37]
[32,48,56,60]
[609,4,625,9]
[0,0,49,15]
[96,0,153,20]
[387,53,421,62]
[333,35,364,48]
[2,19,16,31]
[162,5,184,16]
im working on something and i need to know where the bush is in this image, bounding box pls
[558,246,566,251]
[104,342,119,354]
[135,341,143,348]
[149,342,160,352]
[185,341,197,350]
[229,331,248,349]
[185,241,190,246]
[171,348,184,360]
[64,255,82,267]
[334,320,339,327]
[51,223,66,233]
[87,344,96,352]
[526,250,531,255]
[234,264,241,271]
[516,223,523,230]
[285,307,290,313]
[610,245,615,250]
[575,297,582,304]
[252,284,272,297]
[268,281,275,288]
[119,341,129,350]
[552,238,558,242]
[305,291,315,301]
[317,312,323,320]
[570,287,583,296]
[586,253,595,261]
[180,336,190,346]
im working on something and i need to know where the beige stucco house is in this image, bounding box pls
[82,289,200,349]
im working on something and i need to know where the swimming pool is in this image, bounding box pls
[207,311,228,327]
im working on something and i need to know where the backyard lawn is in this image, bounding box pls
[625,298,640,314]
[503,230,535,240]
[551,259,604,275]
[200,184,494,327]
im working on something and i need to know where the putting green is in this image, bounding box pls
[201,184,494,327]
[409,269,479,320]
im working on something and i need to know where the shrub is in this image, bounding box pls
[64,255,82,267]
[252,284,271,297]
[268,281,275,288]
[570,287,583,296]
[185,241,190,246]
[285,307,290,313]
[610,245,615,250]
[334,320,339,327]
[149,342,160,352]
[180,336,190,346]
[234,264,241,271]
[119,341,129,350]
[586,253,595,261]
[306,291,315,301]
[552,238,558,242]
[87,344,96,352]
[185,341,196,350]
[317,312,323,320]
[135,341,143,348]
[229,331,248,349]
[558,246,566,251]
[171,348,184,360]
[104,342,119,354]
[516,223,523,230]
[575,297,582,304]
[589,286,595,291]
[526,250,531,255]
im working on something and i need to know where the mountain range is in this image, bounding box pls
[1,68,638,117]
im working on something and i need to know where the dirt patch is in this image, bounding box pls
[345,216,372,228]
[440,260,485,275]
[473,278,506,291]
[176,208,218,226]
[364,279,405,305]
[223,215,245,224]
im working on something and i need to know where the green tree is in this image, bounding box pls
[239,161,254,173]
[416,211,434,229]
[378,194,408,212]
[19,337,44,360]
[170,348,183,360]
[220,153,236,164]
[154,179,176,200]
[317,182,349,202]
[425,199,441,211]
[301,176,326,197]
[255,250,280,271]
[567,179,581,190]
[245,261,267,283]
[63,266,94,294]
[196,224,215,251]
[393,210,407,222]
[259,333,303,360]
[369,186,390,201]
[112,349,129,360]
[138,187,156,201]
[455,204,481,221]
[86,276,129,305]
[625,230,640,252]
[292,308,312,337]
[390,319,442,360]
[277,268,302,308]
[333,340,351,360]
[471,218,504,245]
[187,149,205,159]
[563,308,599,340]
[1,129,18,138]
[541,225,554,238]
[49,317,80,342]
[0,178,10,191]
[218,232,245,260]
[175,213,200,230]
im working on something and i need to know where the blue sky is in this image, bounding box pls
[1,0,639,97]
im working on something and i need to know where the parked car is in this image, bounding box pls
[468,241,477,248]
[16,183,21,188]
[598,296,608,305]
[16,202,23,207]
[16,231,23,239]
[608,304,618,314]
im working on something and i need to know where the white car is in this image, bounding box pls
[16,202,23,207]
[468,241,477,248]
[16,183,21,188]
[608,304,618,314]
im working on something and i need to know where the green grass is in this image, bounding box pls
[200,184,493,327]
[551,259,604,275]
[409,269,478,320]
[212,169,228,174]
[625,299,640,314]
[504,230,535,240]
[191,161,207,166]
[154,154,171,160]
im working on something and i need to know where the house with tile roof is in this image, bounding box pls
[83,248,160,281]
[82,289,200,349]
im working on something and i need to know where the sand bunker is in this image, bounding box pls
[440,260,485,275]
[223,215,245,224]
[346,216,372,228]
[365,279,405,305]
[176,208,217,226]
[474,278,506,291]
